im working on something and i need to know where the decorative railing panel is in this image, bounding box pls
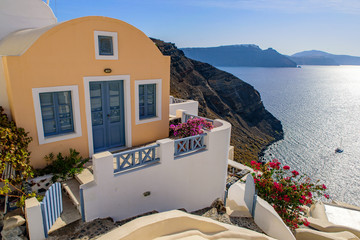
[184,113,214,124]
[170,97,188,104]
[174,134,207,156]
[40,182,63,238]
[114,144,160,173]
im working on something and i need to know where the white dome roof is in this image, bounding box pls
[0,0,57,41]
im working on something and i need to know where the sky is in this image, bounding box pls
[48,0,360,56]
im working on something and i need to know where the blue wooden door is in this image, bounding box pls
[90,81,125,152]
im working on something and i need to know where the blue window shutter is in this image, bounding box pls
[39,91,74,137]
[139,84,156,119]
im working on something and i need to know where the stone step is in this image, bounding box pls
[225,199,251,218]
[62,178,81,213]
[75,168,94,185]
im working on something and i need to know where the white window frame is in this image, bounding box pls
[135,79,162,125]
[94,31,118,60]
[32,85,82,145]
[83,75,132,156]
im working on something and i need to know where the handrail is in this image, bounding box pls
[114,144,160,173]
[174,133,207,157]
[170,97,188,104]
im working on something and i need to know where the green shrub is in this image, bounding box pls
[38,149,89,182]
[0,106,34,207]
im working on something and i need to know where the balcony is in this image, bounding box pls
[80,111,232,222]
[169,96,198,118]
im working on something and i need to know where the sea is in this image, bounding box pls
[220,65,360,206]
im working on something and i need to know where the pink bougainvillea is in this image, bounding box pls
[170,118,213,138]
[250,159,328,231]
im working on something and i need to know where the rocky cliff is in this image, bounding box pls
[152,39,283,163]
[181,45,297,68]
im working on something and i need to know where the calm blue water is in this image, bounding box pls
[220,66,360,206]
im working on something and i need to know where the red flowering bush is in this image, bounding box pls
[250,159,328,230]
[170,118,213,138]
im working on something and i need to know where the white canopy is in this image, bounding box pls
[0,0,57,42]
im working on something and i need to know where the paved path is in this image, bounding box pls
[48,208,263,239]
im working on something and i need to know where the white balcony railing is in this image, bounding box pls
[169,96,198,116]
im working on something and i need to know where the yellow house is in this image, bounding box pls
[0,16,170,168]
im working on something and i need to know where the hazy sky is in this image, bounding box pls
[49,0,360,56]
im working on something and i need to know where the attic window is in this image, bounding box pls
[98,36,113,55]
[94,31,118,60]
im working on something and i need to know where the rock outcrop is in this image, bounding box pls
[152,39,283,163]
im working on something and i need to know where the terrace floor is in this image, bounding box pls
[325,204,360,230]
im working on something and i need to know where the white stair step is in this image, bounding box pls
[75,168,94,185]
[62,178,81,212]
[226,199,252,217]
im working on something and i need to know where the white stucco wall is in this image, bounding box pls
[81,119,231,222]
[25,197,46,240]
[169,100,198,116]
[0,57,11,117]
[228,182,247,208]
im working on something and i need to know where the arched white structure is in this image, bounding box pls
[0,0,56,42]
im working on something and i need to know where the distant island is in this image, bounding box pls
[289,50,360,66]
[181,45,360,67]
[181,45,297,68]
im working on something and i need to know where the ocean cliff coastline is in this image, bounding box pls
[152,38,284,163]
[181,45,297,68]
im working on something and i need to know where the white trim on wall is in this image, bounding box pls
[32,85,82,145]
[134,79,162,125]
[83,75,131,156]
[94,31,118,60]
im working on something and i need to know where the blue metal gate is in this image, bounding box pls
[40,182,63,237]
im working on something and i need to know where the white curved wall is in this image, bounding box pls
[254,197,296,240]
[228,182,247,207]
[0,0,56,42]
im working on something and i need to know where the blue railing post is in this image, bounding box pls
[80,188,85,222]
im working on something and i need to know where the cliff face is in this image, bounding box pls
[152,39,283,163]
[181,45,297,68]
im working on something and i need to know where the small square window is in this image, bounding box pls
[94,31,118,60]
[98,36,113,56]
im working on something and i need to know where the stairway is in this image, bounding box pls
[48,168,94,234]
[62,168,94,212]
